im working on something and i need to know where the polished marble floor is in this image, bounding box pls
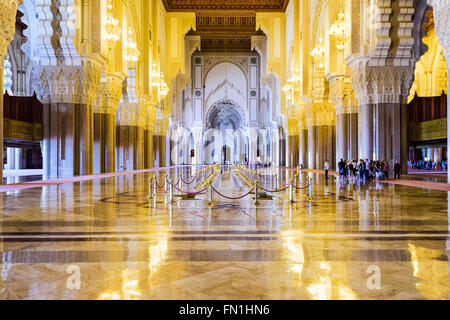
[0,166,449,300]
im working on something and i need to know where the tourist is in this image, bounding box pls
[394,161,401,179]
[338,158,346,178]
[324,159,329,181]
[384,161,389,179]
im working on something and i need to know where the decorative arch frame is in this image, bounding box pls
[205,98,247,128]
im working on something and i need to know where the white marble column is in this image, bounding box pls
[0,0,21,183]
[192,127,203,165]
[6,148,15,170]
[299,128,308,168]
[360,104,374,160]
[427,0,449,180]
[374,104,386,161]
[349,112,358,160]
[336,113,348,162]
[14,148,22,170]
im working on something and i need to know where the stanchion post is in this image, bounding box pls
[164,178,168,206]
[295,173,299,193]
[289,179,295,203]
[276,173,279,190]
[153,176,157,209]
[207,181,214,207]
[169,179,174,204]
[148,177,153,200]
[254,180,260,205]
[308,178,313,200]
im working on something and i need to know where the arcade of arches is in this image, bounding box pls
[0,0,450,300]
[0,0,449,181]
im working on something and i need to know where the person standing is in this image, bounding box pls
[338,159,346,178]
[324,160,330,181]
[394,161,401,179]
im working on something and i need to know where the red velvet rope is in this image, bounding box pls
[212,186,255,200]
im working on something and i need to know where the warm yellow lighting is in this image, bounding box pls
[307,277,332,300]
[148,239,168,273]
[328,12,350,50]
[151,63,160,87]
[282,83,292,101]
[98,291,121,300]
[125,28,140,63]
[311,47,324,57]
[103,3,120,48]
[121,269,141,299]
[159,74,169,98]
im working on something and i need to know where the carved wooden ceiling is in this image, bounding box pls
[162,0,289,12]
[186,11,266,52]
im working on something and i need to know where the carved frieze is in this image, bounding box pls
[348,56,414,105]
[162,0,289,12]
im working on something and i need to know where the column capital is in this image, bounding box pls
[38,57,102,105]
[305,102,335,127]
[327,73,358,114]
[348,57,414,105]
[428,0,450,68]
[94,74,124,114]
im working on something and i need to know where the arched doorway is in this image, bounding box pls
[205,100,244,164]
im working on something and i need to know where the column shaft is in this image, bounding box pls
[360,104,374,160]
[6,148,15,170]
[336,113,348,162]
[93,113,102,174]
[375,103,386,161]
[308,126,317,169]
[144,129,153,169]
[349,113,358,160]
[77,104,93,175]
[14,148,22,170]
[0,71,3,182]
[448,71,450,182]
[299,129,308,168]
[136,126,144,169]
[104,113,116,173]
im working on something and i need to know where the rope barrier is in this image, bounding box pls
[294,183,310,190]
[181,176,196,185]
[259,185,290,193]
[212,186,255,200]
[174,186,207,195]
[155,180,165,189]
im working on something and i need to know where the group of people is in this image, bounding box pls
[408,159,447,171]
[324,159,402,182]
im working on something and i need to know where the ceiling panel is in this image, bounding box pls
[162,0,289,12]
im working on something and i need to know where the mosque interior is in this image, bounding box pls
[0,0,449,300]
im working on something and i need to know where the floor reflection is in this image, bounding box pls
[0,166,449,299]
